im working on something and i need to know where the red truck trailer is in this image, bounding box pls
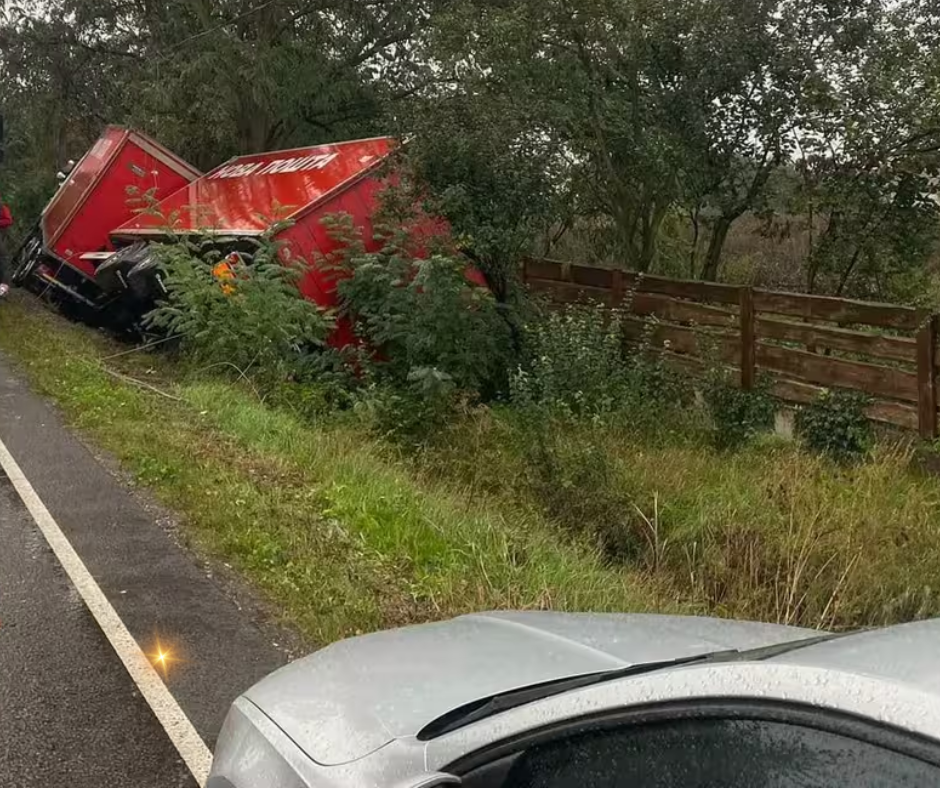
[11,126,200,318]
[109,135,398,322]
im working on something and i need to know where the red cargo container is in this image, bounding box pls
[112,136,400,314]
[12,126,200,310]
[111,135,484,341]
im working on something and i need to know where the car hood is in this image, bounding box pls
[244,611,813,765]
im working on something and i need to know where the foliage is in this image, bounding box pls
[403,87,569,299]
[795,389,874,464]
[511,304,629,418]
[786,0,940,296]
[702,368,776,450]
[0,0,444,173]
[353,372,460,449]
[511,303,692,438]
[5,0,940,298]
[9,272,940,637]
[145,231,333,386]
[620,348,696,434]
[332,213,515,400]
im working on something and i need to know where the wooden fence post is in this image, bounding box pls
[740,286,756,390]
[917,312,938,440]
[611,269,624,308]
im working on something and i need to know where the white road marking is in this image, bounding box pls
[0,436,212,786]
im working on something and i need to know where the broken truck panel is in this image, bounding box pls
[112,136,396,239]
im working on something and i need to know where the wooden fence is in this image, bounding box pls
[522,259,939,438]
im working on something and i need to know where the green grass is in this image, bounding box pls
[426,409,940,630]
[4,293,940,641]
[0,295,662,644]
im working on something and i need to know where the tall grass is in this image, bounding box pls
[424,412,940,630]
[0,297,662,644]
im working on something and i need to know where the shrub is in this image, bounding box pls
[331,214,515,401]
[146,230,334,388]
[702,367,776,450]
[795,389,873,464]
[511,305,695,442]
[620,352,695,434]
[511,304,629,417]
[354,367,461,448]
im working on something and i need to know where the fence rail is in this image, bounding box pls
[522,259,938,438]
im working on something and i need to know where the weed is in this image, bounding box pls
[795,389,873,464]
[702,367,776,450]
[353,368,460,448]
[514,416,643,564]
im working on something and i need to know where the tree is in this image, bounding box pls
[787,0,940,296]
[402,88,570,302]
[0,0,445,183]
[407,0,807,276]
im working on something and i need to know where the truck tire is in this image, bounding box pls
[94,242,152,293]
[11,229,43,285]
[126,251,163,301]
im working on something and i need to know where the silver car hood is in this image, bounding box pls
[244,611,813,765]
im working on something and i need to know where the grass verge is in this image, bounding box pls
[423,405,940,630]
[4,294,939,638]
[0,295,662,644]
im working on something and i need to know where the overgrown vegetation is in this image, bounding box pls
[795,390,875,465]
[702,369,776,451]
[146,230,335,387]
[4,190,934,637]
[5,291,940,637]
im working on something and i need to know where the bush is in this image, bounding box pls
[795,389,873,464]
[511,305,695,443]
[354,367,461,448]
[332,214,515,401]
[512,304,629,417]
[620,352,695,434]
[702,368,776,450]
[146,231,334,387]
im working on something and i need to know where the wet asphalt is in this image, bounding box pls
[0,353,291,785]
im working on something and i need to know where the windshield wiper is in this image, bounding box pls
[417,632,844,740]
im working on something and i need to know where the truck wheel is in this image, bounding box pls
[126,253,162,301]
[11,230,43,285]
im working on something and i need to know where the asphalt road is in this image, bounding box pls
[0,352,291,785]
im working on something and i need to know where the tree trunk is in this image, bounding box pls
[700,215,733,281]
[689,206,701,278]
[807,211,840,294]
[638,202,669,272]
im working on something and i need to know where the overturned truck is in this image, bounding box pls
[12,128,433,338]
[12,126,201,324]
